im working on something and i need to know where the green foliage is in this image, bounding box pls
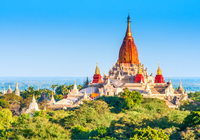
[21,87,42,99]
[180,100,199,111]
[0,99,11,110]
[1,93,22,104]
[55,94,64,100]
[71,125,90,139]
[98,88,143,113]
[0,109,13,130]
[120,88,143,110]
[12,117,69,139]
[71,125,116,140]
[63,100,113,130]
[56,85,69,95]
[182,110,200,129]
[180,124,200,139]
[51,84,58,91]
[142,98,169,114]
[39,89,52,99]
[19,96,32,112]
[90,127,108,139]
[130,126,169,139]
[34,111,50,119]
[188,91,200,101]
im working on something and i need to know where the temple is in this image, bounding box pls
[26,95,40,113]
[4,83,20,96]
[154,63,164,83]
[92,62,103,84]
[84,14,188,108]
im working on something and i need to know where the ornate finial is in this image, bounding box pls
[8,83,10,89]
[126,12,132,37]
[138,63,142,74]
[95,62,100,74]
[179,81,183,88]
[157,63,162,75]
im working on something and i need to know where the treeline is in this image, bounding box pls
[1,87,200,139]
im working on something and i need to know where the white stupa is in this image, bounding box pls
[3,87,6,95]
[26,95,40,113]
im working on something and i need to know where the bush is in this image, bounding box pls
[0,99,11,110]
[71,125,90,139]
[12,117,69,139]
[180,125,200,139]
[63,100,113,130]
[98,88,143,113]
[130,126,169,139]
[142,98,168,114]
[182,110,200,129]
[0,109,13,130]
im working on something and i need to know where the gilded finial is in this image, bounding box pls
[95,62,100,74]
[8,83,10,89]
[126,11,132,37]
[157,63,162,75]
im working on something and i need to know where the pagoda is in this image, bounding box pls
[154,63,164,83]
[82,14,188,109]
[92,62,103,83]
[14,82,20,96]
[135,64,144,83]
[118,14,139,64]
[7,84,12,93]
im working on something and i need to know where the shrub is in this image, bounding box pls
[0,99,11,110]
[12,117,69,139]
[71,125,90,139]
[130,126,169,139]
[182,110,200,129]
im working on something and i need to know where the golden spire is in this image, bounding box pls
[125,12,132,37]
[138,63,142,74]
[157,63,162,75]
[95,62,100,74]
[8,83,11,89]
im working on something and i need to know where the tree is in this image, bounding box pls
[71,125,90,139]
[51,84,59,93]
[120,88,143,110]
[12,117,69,139]
[56,85,69,95]
[28,86,34,92]
[0,109,13,130]
[1,93,22,105]
[131,126,169,139]
[0,99,11,110]
[182,110,200,129]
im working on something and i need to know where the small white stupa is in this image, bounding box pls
[26,95,40,113]
[3,87,6,95]
[48,92,56,104]
[84,90,87,99]
[70,81,79,94]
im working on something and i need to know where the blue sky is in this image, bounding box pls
[0,0,199,77]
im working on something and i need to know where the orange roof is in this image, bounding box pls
[91,93,99,98]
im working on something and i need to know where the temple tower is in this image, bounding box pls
[92,62,103,83]
[134,64,144,83]
[26,95,40,113]
[7,84,12,93]
[14,82,20,96]
[154,63,164,83]
[118,14,139,64]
